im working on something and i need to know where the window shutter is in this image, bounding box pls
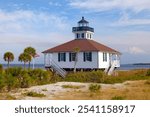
[83,52,86,61]
[69,53,71,62]
[90,52,92,61]
[64,53,66,62]
[58,53,60,62]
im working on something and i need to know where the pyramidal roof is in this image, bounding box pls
[78,17,89,24]
[42,39,120,54]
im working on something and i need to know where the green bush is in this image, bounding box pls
[20,73,31,88]
[5,74,19,92]
[146,69,150,76]
[65,71,103,83]
[89,84,101,92]
[25,91,46,97]
[103,69,150,84]
[0,64,3,74]
[28,69,52,85]
[5,67,23,77]
[0,74,5,92]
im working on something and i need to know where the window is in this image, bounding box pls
[76,33,79,38]
[103,52,107,62]
[81,33,84,38]
[83,52,92,62]
[69,53,77,61]
[90,34,92,39]
[87,33,89,39]
[58,53,66,62]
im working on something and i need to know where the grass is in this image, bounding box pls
[42,89,48,91]
[25,91,46,97]
[145,79,150,85]
[64,69,150,84]
[52,80,150,100]
[111,96,125,100]
[89,84,101,92]
[62,85,84,89]
[0,94,16,100]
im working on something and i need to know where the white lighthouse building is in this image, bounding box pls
[42,17,121,77]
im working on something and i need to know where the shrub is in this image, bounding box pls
[28,69,52,85]
[89,84,101,92]
[0,64,3,74]
[103,69,150,84]
[146,69,150,76]
[145,80,150,85]
[111,96,125,100]
[62,85,84,89]
[0,74,5,92]
[20,73,31,88]
[5,67,23,77]
[25,91,46,97]
[65,71,103,83]
[5,74,19,92]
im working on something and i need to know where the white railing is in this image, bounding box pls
[105,60,120,75]
[45,60,67,78]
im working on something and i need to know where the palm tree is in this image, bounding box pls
[73,47,80,73]
[3,52,14,68]
[24,47,36,68]
[18,53,31,69]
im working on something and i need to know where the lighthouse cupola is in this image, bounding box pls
[72,17,94,39]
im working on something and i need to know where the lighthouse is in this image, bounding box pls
[43,17,121,77]
[72,17,94,39]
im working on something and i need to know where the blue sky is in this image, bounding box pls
[0,0,150,64]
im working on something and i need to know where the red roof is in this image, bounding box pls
[42,39,120,54]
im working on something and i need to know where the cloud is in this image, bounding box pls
[128,46,146,54]
[0,9,68,33]
[111,12,150,26]
[69,0,150,13]
[97,31,150,55]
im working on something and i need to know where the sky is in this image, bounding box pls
[0,0,150,64]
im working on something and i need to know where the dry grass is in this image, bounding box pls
[0,93,16,100]
[52,80,150,100]
[62,85,85,89]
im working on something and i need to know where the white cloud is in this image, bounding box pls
[128,46,146,54]
[97,31,150,55]
[0,10,68,33]
[111,12,150,26]
[69,0,150,12]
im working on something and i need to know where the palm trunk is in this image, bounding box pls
[73,53,78,73]
[24,62,26,69]
[29,62,30,69]
[8,61,10,68]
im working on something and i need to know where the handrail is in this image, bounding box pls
[51,60,67,74]
[50,60,67,78]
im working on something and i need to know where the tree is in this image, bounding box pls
[18,53,31,69]
[73,47,80,73]
[24,47,36,68]
[3,52,14,68]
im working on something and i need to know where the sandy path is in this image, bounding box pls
[9,81,134,100]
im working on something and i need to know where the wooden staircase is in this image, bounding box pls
[105,60,118,75]
[46,60,67,78]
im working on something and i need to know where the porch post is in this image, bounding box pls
[48,53,50,65]
[44,53,46,66]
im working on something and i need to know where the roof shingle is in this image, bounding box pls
[42,39,120,54]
